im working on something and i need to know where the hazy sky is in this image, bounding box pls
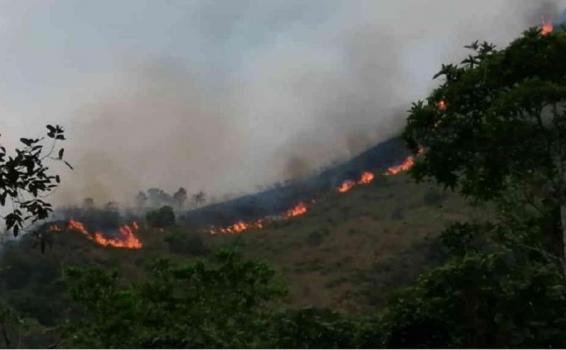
[0,0,565,205]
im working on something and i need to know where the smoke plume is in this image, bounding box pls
[1,0,563,206]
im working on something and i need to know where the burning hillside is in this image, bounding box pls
[210,151,420,235]
[337,151,422,193]
[50,220,143,249]
[209,201,310,235]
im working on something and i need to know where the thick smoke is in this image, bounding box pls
[44,0,565,206]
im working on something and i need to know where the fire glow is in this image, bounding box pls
[336,152,419,193]
[286,201,307,217]
[384,155,416,176]
[213,150,422,234]
[337,180,356,193]
[541,17,554,35]
[210,201,309,235]
[337,171,376,193]
[67,219,143,249]
[210,219,264,235]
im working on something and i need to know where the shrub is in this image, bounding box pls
[165,232,209,256]
[62,251,286,348]
[145,205,175,228]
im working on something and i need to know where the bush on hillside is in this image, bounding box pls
[145,205,175,228]
[165,232,209,256]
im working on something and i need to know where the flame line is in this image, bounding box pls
[67,219,143,249]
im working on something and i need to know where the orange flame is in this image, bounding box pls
[337,180,356,193]
[385,148,424,176]
[358,171,375,184]
[541,17,553,35]
[286,202,307,217]
[67,219,143,249]
[437,99,447,111]
[337,171,376,193]
[210,201,309,235]
[209,149,423,235]
[210,219,264,235]
[68,219,89,235]
[385,156,415,176]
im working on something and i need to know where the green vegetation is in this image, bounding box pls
[1,26,566,348]
[146,205,176,228]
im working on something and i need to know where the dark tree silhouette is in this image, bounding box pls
[134,191,147,211]
[173,187,187,210]
[0,125,70,236]
[192,191,206,208]
[147,188,172,208]
[82,197,95,211]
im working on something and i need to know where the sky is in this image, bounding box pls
[0,0,565,206]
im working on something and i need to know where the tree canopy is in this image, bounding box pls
[404,27,566,272]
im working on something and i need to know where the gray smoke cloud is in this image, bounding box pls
[37,0,565,206]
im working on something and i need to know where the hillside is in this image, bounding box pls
[205,173,482,312]
[0,169,483,338]
[181,137,410,228]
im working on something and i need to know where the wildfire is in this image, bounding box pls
[286,202,307,217]
[338,180,356,193]
[385,155,415,176]
[541,17,554,35]
[337,171,376,193]
[437,99,447,111]
[385,148,424,176]
[210,219,264,235]
[67,219,143,249]
[210,149,422,235]
[210,201,310,235]
[358,171,375,184]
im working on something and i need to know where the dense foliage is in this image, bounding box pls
[62,251,285,348]
[145,205,176,228]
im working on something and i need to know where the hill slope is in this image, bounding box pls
[205,173,482,312]
[0,171,482,335]
[181,136,410,228]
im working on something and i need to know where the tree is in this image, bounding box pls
[145,205,175,228]
[403,28,566,274]
[379,249,566,348]
[192,191,206,208]
[134,191,147,211]
[146,188,172,208]
[82,197,94,211]
[172,187,187,210]
[62,251,286,348]
[103,201,118,212]
[0,125,70,236]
